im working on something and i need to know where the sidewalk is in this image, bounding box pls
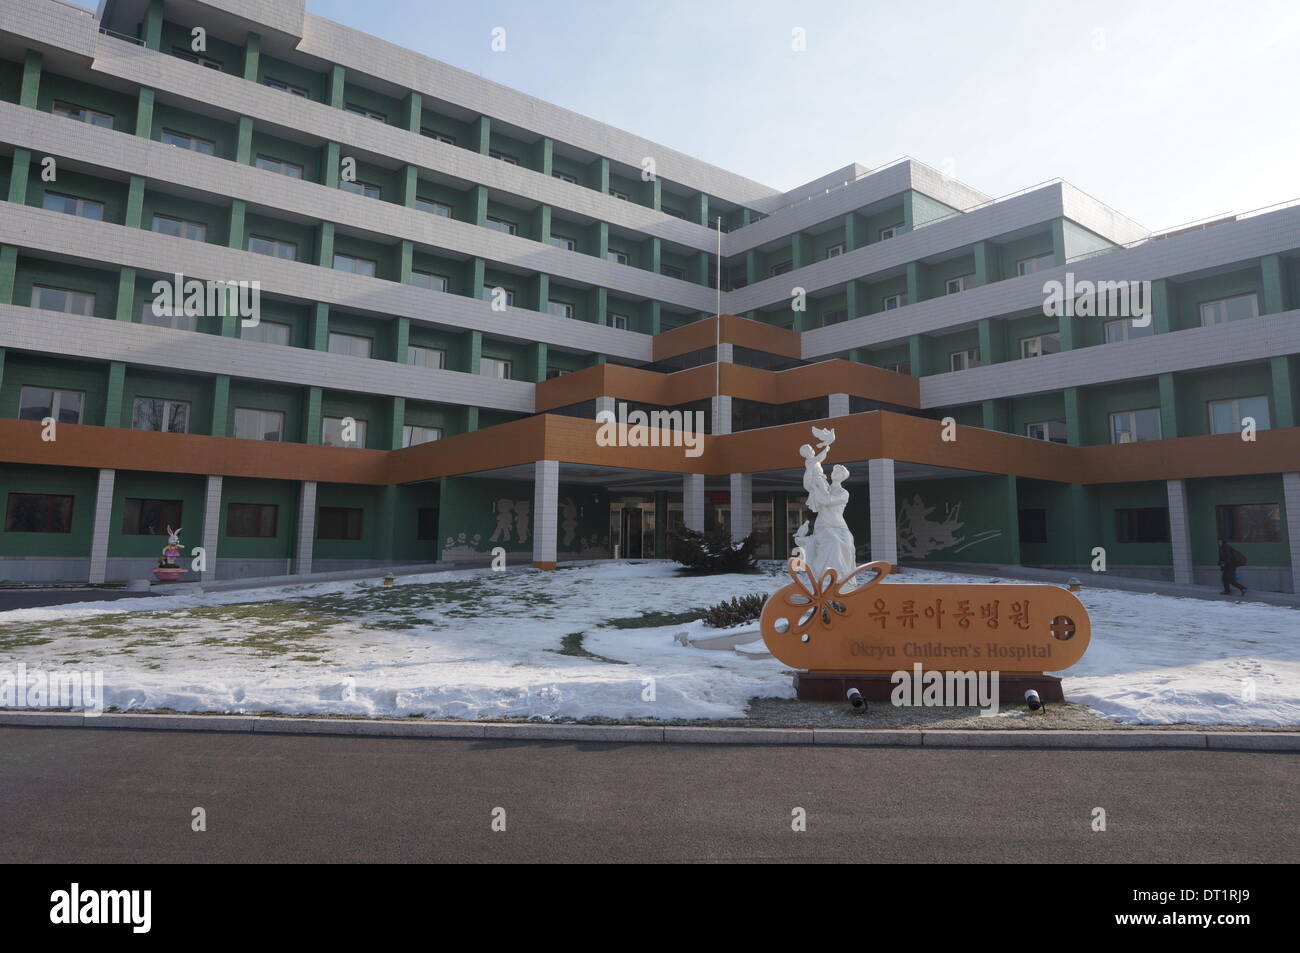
[912,562,1300,608]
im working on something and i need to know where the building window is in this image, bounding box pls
[421,128,456,145]
[1209,396,1271,434]
[1019,509,1048,544]
[171,47,222,70]
[489,149,518,164]
[482,286,515,306]
[661,265,685,280]
[485,216,517,235]
[415,198,452,217]
[4,493,74,534]
[945,274,975,295]
[247,235,297,260]
[160,129,216,155]
[42,191,104,220]
[662,207,685,220]
[333,253,377,277]
[480,357,512,379]
[241,320,292,345]
[121,498,182,536]
[1025,420,1067,444]
[1216,503,1281,543]
[1016,253,1055,276]
[552,172,577,184]
[32,285,95,316]
[403,425,442,447]
[322,416,368,448]
[19,386,83,424]
[826,243,846,258]
[1104,318,1154,343]
[823,309,848,326]
[317,506,363,540]
[344,104,386,122]
[548,235,576,250]
[233,408,285,442]
[226,502,278,538]
[1019,333,1061,359]
[610,312,629,330]
[1200,293,1259,326]
[151,213,207,242]
[879,224,903,241]
[1115,507,1170,543]
[882,294,906,311]
[52,100,112,128]
[1110,408,1162,444]
[328,332,373,359]
[254,155,304,179]
[546,368,571,379]
[132,397,190,433]
[407,345,446,368]
[610,189,630,201]
[417,508,439,539]
[884,361,911,375]
[140,301,198,331]
[340,180,382,199]
[262,77,308,97]
[410,271,449,292]
[770,260,793,277]
[548,300,575,319]
[949,349,980,371]
[606,248,629,265]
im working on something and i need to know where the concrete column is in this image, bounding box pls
[595,396,616,419]
[729,473,752,542]
[294,480,317,575]
[1166,478,1194,586]
[828,393,850,418]
[532,460,559,568]
[716,342,734,363]
[201,475,222,580]
[683,474,705,531]
[868,458,897,567]
[88,469,115,584]
[711,394,731,435]
[1283,472,1300,595]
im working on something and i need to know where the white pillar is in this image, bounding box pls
[828,393,850,418]
[533,459,559,566]
[1166,478,1194,586]
[711,394,731,435]
[868,458,897,566]
[87,468,115,584]
[595,396,616,419]
[717,342,734,363]
[683,474,705,531]
[1283,472,1300,594]
[729,473,752,542]
[294,480,317,575]
[200,475,222,579]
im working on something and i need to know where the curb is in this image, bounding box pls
[2,710,1299,750]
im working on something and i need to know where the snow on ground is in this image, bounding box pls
[0,562,1297,725]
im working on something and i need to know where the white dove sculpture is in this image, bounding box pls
[811,426,836,450]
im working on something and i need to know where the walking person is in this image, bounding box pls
[1217,538,1248,596]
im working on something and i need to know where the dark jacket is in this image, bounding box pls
[1218,543,1244,570]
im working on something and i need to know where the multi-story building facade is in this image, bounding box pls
[1,0,1298,591]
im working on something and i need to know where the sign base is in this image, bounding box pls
[793,672,1065,704]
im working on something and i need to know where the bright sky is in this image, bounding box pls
[74,0,1300,230]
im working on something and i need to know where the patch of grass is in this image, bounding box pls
[604,608,707,629]
[549,632,628,665]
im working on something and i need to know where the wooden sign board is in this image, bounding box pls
[759,561,1091,676]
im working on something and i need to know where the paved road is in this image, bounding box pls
[0,727,1295,863]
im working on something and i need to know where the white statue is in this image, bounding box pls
[792,429,858,588]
